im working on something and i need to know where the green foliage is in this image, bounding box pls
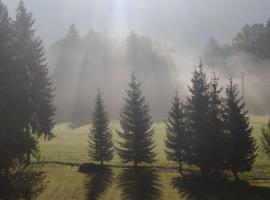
[14,0,55,140]
[185,62,212,173]
[117,73,156,166]
[165,91,186,173]
[224,78,257,179]
[207,73,225,172]
[0,166,47,200]
[89,90,114,165]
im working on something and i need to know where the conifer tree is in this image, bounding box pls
[165,91,186,175]
[89,89,113,166]
[117,73,156,167]
[185,62,211,175]
[208,72,225,173]
[13,1,55,164]
[224,78,256,180]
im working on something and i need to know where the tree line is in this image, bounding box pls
[89,64,257,180]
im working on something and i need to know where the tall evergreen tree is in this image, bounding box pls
[165,91,186,175]
[13,1,55,164]
[89,89,114,166]
[117,73,156,167]
[224,78,256,180]
[185,62,211,175]
[208,72,225,173]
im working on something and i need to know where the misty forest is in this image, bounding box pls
[1,0,270,200]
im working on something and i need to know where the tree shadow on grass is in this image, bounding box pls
[79,163,113,200]
[171,174,270,200]
[117,167,162,200]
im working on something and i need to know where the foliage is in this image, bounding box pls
[88,90,114,165]
[117,73,156,167]
[185,62,212,174]
[223,78,257,179]
[165,91,186,174]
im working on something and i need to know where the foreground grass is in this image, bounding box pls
[37,163,270,200]
[35,115,270,199]
[38,115,270,170]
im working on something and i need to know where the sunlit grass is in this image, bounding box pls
[38,115,270,168]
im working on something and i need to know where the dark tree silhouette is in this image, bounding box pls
[208,72,225,173]
[117,73,156,167]
[224,78,256,180]
[0,0,37,174]
[165,91,186,175]
[185,62,212,175]
[117,168,162,200]
[14,0,55,164]
[89,89,114,166]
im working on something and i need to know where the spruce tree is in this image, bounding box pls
[165,91,186,175]
[224,78,256,180]
[13,1,55,164]
[117,73,156,167]
[185,62,211,175]
[89,89,113,166]
[208,72,225,173]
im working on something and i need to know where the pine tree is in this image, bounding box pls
[165,91,186,175]
[185,62,211,175]
[117,73,156,167]
[261,118,270,159]
[208,72,225,173]
[13,1,55,164]
[0,0,38,174]
[224,78,256,180]
[89,89,113,166]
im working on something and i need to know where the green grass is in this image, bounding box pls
[38,120,170,166]
[38,115,270,168]
[35,115,270,199]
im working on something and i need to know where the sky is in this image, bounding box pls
[4,0,270,53]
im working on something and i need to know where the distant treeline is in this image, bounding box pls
[201,19,270,115]
[48,25,177,124]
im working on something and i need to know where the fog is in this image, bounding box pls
[4,0,270,123]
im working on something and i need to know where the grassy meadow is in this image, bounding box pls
[36,115,270,200]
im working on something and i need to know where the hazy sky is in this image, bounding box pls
[4,0,270,52]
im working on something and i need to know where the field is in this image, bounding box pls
[36,115,270,200]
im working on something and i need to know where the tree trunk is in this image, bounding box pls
[179,161,183,176]
[26,125,31,166]
[26,151,31,165]
[134,160,138,168]
[233,170,240,181]
[101,160,103,166]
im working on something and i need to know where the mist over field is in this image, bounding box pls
[4,0,270,123]
[3,1,270,199]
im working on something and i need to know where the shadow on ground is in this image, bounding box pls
[171,174,270,200]
[79,163,113,200]
[117,167,162,200]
